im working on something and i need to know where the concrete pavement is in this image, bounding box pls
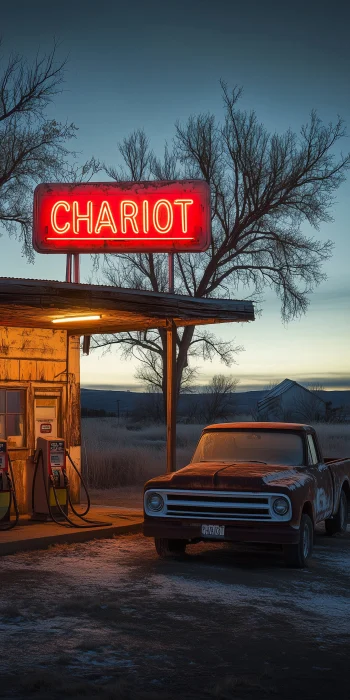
[0,505,143,556]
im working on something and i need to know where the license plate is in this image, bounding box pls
[201,524,225,537]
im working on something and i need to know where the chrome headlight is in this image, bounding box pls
[272,496,289,516]
[146,492,164,513]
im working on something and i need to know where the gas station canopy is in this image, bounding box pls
[0,278,254,335]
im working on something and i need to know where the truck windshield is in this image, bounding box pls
[192,430,305,466]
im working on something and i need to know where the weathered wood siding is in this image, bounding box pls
[0,327,81,513]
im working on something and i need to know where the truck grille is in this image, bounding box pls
[144,489,292,522]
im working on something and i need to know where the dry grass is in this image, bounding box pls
[82,418,350,488]
[82,418,202,488]
[311,422,350,458]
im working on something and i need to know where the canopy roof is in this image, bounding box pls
[0,278,254,335]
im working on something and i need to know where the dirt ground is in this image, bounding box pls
[1,527,350,700]
[85,487,144,509]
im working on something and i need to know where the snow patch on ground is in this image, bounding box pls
[145,572,350,636]
[2,534,350,649]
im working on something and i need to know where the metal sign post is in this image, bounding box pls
[73,254,80,283]
[65,254,80,283]
[166,253,176,473]
[65,254,72,283]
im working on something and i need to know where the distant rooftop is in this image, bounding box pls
[257,378,326,413]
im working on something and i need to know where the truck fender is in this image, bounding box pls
[300,501,314,528]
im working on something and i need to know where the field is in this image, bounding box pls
[82,418,350,493]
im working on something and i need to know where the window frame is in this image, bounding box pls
[0,388,27,448]
[307,434,319,466]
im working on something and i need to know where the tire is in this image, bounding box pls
[284,514,314,568]
[154,538,187,558]
[325,490,348,536]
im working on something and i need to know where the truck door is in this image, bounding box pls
[307,433,333,521]
[35,396,60,441]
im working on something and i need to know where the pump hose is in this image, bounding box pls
[33,450,111,528]
[65,451,90,517]
[64,450,112,526]
[0,455,20,531]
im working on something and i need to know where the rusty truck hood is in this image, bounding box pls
[146,461,311,492]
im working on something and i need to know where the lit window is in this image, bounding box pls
[0,390,26,448]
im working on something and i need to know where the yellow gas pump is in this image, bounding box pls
[0,440,19,531]
[32,437,111,528]
[32,438,68,520]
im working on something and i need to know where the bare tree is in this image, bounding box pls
[93,82,350,412]
[288,390,327,423]
[0,42,100,259]
[200,375,239,424]
[130,388,165,424]
[93,321,242,416]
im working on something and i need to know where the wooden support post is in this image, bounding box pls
[166,319,176,473]
[82,335,91,355]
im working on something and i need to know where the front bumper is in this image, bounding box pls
[143,517,300,544]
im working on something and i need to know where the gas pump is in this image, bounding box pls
[32,437,111,528]
[0,440,19,530]
[32,438,68,520]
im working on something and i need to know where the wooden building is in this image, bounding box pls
[0,278,254,514]
[257,379,327,422]
[0,326,80,513]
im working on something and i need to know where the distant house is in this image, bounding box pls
[257,379,327,422]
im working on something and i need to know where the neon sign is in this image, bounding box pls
[33,181,211,253]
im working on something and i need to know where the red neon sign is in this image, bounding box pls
[33,180,211,254]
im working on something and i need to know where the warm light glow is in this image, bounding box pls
[95,201,117,234]
[73,201,93,234]
[121,200,139,233]
[153,199,173,234]
[51,201,70,234]
[142,200,149,233]
[174,199,193,233]
[33,181,211,254]
[52,315,102,324]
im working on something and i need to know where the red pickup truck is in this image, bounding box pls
[143,422,350,568]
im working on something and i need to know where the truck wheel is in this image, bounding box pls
[284,514,313,568]
[325,490,348,536]
[154,538,187,558]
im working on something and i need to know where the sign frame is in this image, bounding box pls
[33,179,211,254]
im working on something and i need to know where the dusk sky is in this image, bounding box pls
[1,0,349,391]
